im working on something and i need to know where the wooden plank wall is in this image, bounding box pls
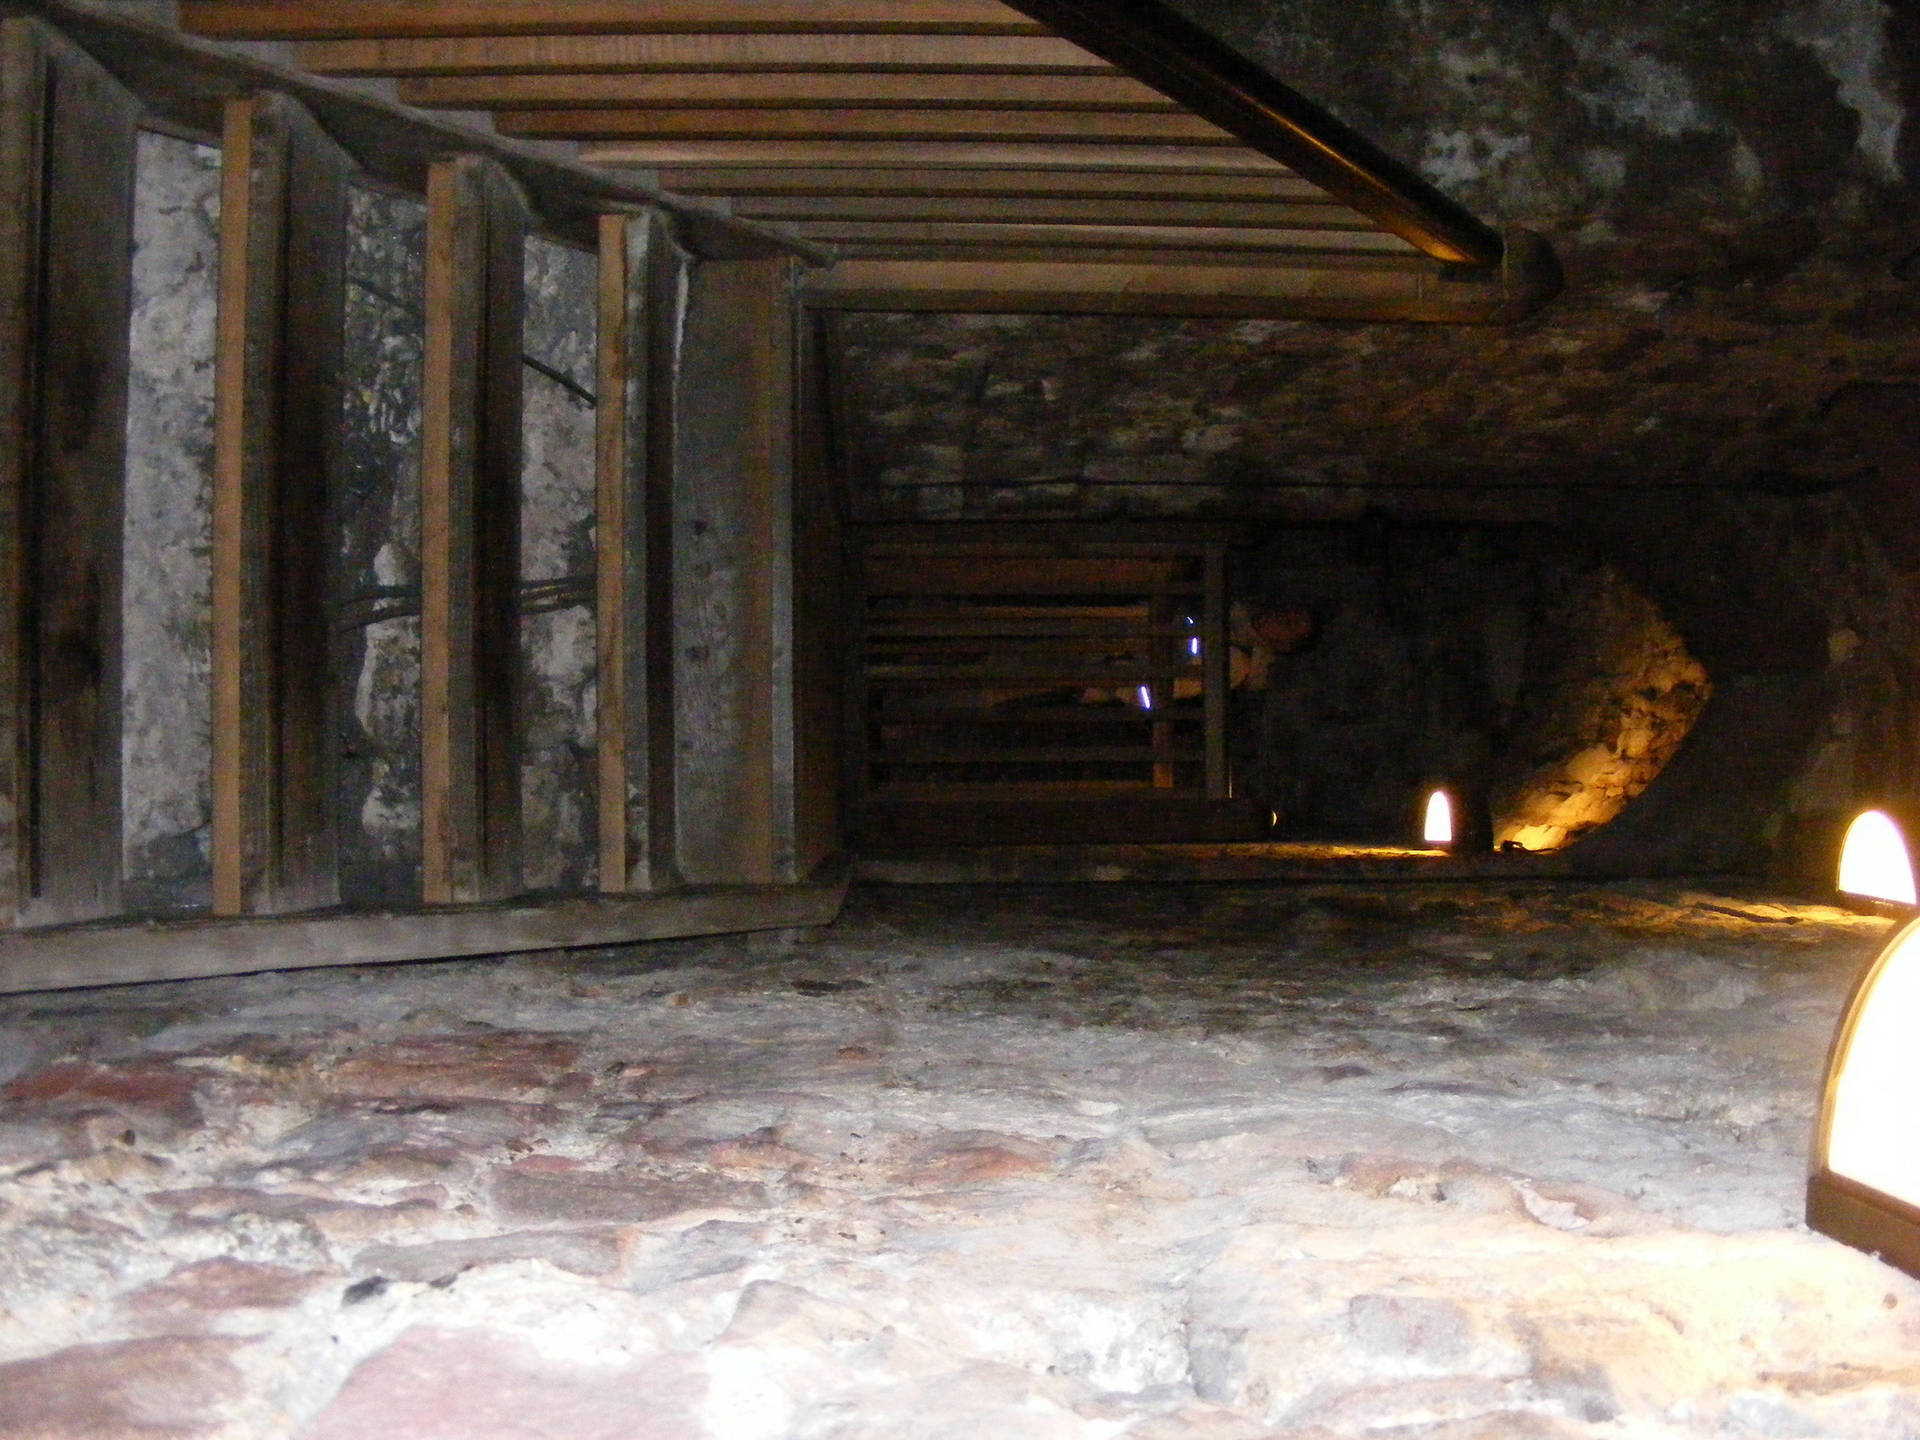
[793,313,847,879]
[0,20,141,928]
[211,91,352,916]
[420,153,530,905]
[595,208,689,893]
[672,256,802,886]
[0,8,848,987]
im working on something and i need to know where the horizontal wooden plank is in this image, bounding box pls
[592,140,1287,171]
[867,636,1196,654]
[873,746,1203,764]
[859,521,1236,547]
[183,0,1047,38]
[866,665,1197,683]
[816,231,1559,318]
[867,619,1203,636]
[0,872,849,994]
[865,557,1196,592]
[400,71,1176,110]
[298,33,1113,74]
[731,193,1367,228]
[659,165,1324,200]
[828,242,1424,266]
[787,220,1415,254]
[868,782,1202,796]
[852,842,1519,884]
[805,256,1542,321]
[871,706,1201,726]
[497,107,1236,143]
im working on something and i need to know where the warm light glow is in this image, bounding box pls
[1838,809,1917,906]
[1423,790,1453,846]
[1827,921,1920,1207]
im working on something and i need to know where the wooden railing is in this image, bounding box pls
[0,3,846,992]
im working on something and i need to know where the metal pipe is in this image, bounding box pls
[1002,0,1507,268]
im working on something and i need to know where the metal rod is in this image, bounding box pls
[1000,0,1505,267]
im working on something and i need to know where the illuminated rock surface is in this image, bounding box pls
[2,884,1917,1438]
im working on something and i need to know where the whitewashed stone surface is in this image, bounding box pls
[519,237,598,893]
[1,882,1916,1438]
[122,133,220,908]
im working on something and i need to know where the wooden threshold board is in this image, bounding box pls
[0,869,849,994]
[853,844,1565,885]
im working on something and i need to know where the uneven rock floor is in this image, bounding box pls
[3,881,1919,1439]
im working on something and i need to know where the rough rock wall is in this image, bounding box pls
[122,133,219,911]
[1490,566,1710,852]
[1232,524,1709,846]
[1743,491,1920,876]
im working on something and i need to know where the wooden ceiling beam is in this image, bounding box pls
[790,221,1417,255]
[729,194,1370,228]
[497,106,1236,144]
[656,166,1326,201]
[804,255,1552,322]
[397,71,1177,111]
[585,140,1289,171]
[297,33,1113,75]
[181,1,1047,39]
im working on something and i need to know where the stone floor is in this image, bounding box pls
[2,881,1918,1439]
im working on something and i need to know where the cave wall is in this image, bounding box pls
[1224,523,1709,849]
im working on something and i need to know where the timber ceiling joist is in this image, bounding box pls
[178,0,1558,320]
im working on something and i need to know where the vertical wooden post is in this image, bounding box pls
[1203,543,1229,798]
[420,154,528,904]
[595,209,687,894]
[211,92,351,916]
[791,312,845,875]
[0,20,139,928]
[672,256,800,887]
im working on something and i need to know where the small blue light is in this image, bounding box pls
[1138,685,1152,710]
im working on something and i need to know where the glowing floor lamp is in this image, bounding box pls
[1422,789,1453,848]
[1837,809,1917,908]
[1809,916,1920,1278]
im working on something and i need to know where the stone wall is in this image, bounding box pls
[1489,566,1710,851]
[1230,522,1711,848]
[122,132,219,912]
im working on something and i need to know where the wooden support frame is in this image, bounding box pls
[596,208,689,893]
[0,18,140,928]
[1203,544,1228,798]
[672,255,802,886]
[211,91,352,916]
[0,869,849,996]
[421,153,530,905]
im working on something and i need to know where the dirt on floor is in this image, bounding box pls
[1,881,1916,1439]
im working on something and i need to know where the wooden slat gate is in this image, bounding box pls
[0,6,845,993]
[851,525,1268,847]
